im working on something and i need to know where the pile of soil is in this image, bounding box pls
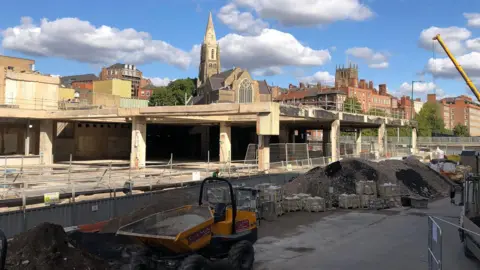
[284,158,452,204]
[6,223,109,270]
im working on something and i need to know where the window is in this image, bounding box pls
[146,91,151,96]
[238,79,253,104]
[209,63,212,68]
[211,49,215,59]
[141,91,145,96]
[7,66,13,71]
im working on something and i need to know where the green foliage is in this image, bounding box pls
[414,102,445,137]
[361,129,378,136]
[367,108,386,117]
[453,123,469,137]
[344,97,363,114]
[149,78,197,106]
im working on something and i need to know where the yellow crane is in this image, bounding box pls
[432,34,480,101]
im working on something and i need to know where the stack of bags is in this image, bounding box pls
[338,194,360,209]
[304,197,326,212]
[283,196,302,212]
[356,180,377,208]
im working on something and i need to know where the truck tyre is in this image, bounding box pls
[464,239,475,259]
[178,255,210,270]
[228,240,254,270]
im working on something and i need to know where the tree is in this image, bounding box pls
[344,97,363,114]
[149,78,197,106]
[453,123,469,137]
[367,108,386,117]
[149,87,176,106]
[414,102,445,137]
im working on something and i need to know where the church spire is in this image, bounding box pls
[204,12,217,44]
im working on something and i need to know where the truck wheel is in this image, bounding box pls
[464,240,475,259]
[178,255,210,270]
[228,240,254,270]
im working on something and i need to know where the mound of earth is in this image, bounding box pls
[6,223,109,270]
[284,158,451,204]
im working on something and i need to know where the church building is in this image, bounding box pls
[193,13,271,105]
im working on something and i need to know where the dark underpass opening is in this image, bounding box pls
[146,125,257,162]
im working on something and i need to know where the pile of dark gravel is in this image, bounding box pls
[284,158,451,204]
[6,223,109,270]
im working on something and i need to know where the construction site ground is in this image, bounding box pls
[0,159,287,202]
[252,195,480,270]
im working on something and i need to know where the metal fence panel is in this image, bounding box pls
[0,210,24,238]
[114,194,151,217]
[25,204,73,230]
[73,198,113,225]
[428,216,442,270]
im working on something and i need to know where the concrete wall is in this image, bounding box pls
[0,56,34,71]
[58,87,75,101]
[0,122,38,156]
[119,98,149,108]
[4,71,59,110]
[55,122,131,161]
[93,79,132,98]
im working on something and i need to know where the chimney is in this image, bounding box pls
[289,83,296,89]
[379,84,387,95]
[427,94,436,103]
[359,79,366,89]
[368,81,374,90]
[299,82,305,89]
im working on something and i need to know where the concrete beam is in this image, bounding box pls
[256,104,280,136]
[130,117,147,169]
[219,122,231,163]
[141,103,273,116]
[39,120,53,165]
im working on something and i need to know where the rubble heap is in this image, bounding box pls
[6,223,109,270]
[284,158,451,205]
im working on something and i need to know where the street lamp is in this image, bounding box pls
[411,80,424,120]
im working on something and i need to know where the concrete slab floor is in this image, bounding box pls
[253,198,480,270]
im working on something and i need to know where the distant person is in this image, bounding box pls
[450,185,456,205]
[212,169,220,178]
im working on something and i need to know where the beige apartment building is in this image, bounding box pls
[428,94,480,136]
[99,64,143,97]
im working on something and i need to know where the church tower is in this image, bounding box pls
[198,12,221,87]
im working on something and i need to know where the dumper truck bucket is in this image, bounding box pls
[116,205,214,254]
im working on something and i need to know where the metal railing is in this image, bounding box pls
[278,99,407,119]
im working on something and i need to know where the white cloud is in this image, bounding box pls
[299,71,335,85]
[466,38,480,52]
[427,52,480,79]
[395,81,445,99]
[148,77,174,86]
[218,28,331,70]
[217,3,268,35]
[235,0,374,26]
[464,13,480,28]
[1,17,192,69]
[345,47,389,69]
[252,66,283,76]
[418,26,471,55]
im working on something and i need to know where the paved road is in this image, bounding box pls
[254,197,480,270]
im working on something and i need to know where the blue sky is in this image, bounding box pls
[1,0,480,101]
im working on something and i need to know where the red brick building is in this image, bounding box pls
[138,84,155,100]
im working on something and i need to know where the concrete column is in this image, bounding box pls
[24,119,30,155]
[130,117,146,169]
[322,129,330,157]
[330,120,340,161]
[258,135,270,172]
[411,127,417,154]
[39,120,53,165]
[378,123,386,156]
[219,122,231,163]
[355,129,362,157]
